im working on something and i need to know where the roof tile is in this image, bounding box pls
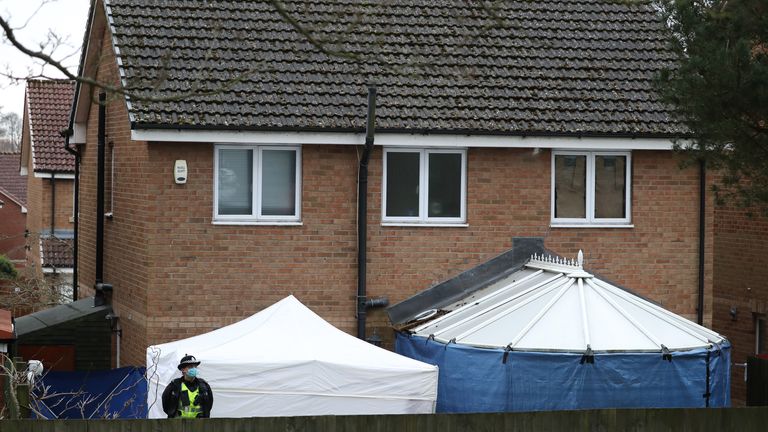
[40,237,74,269]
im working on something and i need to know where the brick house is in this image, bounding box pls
[70,0,719,376]
[0,151,27,264]
[20,80,77,292]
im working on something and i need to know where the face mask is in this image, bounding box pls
[186,367,198,378]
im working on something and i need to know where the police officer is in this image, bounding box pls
[161,354,214,418]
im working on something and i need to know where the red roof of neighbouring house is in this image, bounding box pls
[26,80,76,173]
[0,151,26,206]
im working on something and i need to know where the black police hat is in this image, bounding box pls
[177,354,201,370]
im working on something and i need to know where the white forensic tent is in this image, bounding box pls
[146,295,438,418]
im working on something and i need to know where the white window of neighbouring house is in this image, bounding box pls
[551,151,631,226]
[383,148,466,224]
[214,145,301,223]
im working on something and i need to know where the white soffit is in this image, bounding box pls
[410,251,725,353]
[131,129,678,150]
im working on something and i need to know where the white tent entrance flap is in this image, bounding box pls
[396,251,731,412]
[146,295,438,418]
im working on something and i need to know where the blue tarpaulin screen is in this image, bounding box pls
[396,332,730,412]
[32,366,147,419]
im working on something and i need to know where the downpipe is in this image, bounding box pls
[356,87,388,341]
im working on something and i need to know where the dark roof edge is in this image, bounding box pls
[14,297,111,338]
[387,237,545,325]
[68,0,98,131]
[131,122,692,140]
[33,168,76,174]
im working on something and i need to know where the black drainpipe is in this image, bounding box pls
[94,92,112,306]
[356,87,388,341]
[697,159,706,325]
[63,128,79,301]
[50,172,56,236]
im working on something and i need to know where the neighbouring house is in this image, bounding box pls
[71,0,724,391]
[712,202,768,404]
[0,151,27,264]
[20,80,77,297]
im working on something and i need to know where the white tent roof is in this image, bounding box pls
[411,252,726,353]
[147,295,437,418]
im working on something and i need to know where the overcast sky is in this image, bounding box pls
[0,0,90,116]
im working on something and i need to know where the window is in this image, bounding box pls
[214,145,301,223]
[551,151,631,225]
[757,317,765,355]
[383,148,466,224]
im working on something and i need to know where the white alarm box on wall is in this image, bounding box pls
[174,160,188,184]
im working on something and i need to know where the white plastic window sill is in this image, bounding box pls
[212,220,303,226]
[550,223,634,229]
[381,222,469,228]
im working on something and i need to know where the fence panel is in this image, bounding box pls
[1,408,768,432]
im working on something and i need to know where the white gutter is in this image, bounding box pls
[131,129,680,150]
[34,173,75,179]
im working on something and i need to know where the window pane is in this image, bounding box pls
[554,155,586,218]
[261,150,297,216]
[594,155,626,219]
[218,149,253,215]
[386,152,420,217]
[428,153,462,218]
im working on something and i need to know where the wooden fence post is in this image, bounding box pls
[3,354,18,419]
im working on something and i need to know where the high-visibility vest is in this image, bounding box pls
[178,381,203,418]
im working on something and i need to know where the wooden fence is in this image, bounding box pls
[2,408,768,432]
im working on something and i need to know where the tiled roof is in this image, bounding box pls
[26,80,76,173]
[106,0,686,136]
[40,237,74,269]
[0,152,26,205]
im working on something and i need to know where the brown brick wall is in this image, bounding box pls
[28,180,74,234]
[712,202,768,406]
[95,143,709,367]
[25,144,43,276]
[0,193,26,261]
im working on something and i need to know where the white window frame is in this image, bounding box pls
[551,150,631,226]
[382,148,467,225]
[213,144,301,224]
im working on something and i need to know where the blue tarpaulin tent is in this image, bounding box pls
[32,367,147,419]
[395,252,731,412]
[397,333,730,412]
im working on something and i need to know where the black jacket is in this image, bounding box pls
[161,377,214,418]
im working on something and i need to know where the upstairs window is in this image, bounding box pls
[214,145,300,223]
[383,148,466,224]
[552,151,631,225]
